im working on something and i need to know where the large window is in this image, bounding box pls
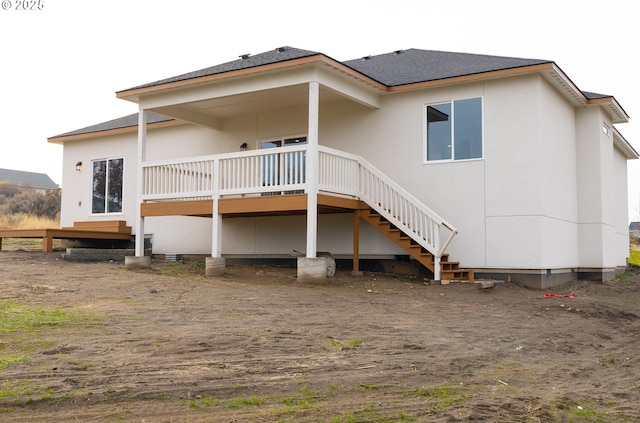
[92,158,123,214]
[425,97,483,162]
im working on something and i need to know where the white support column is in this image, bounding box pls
[211,158,222,258]
[434,255,441,281]
[135,110,147,257]
[305,81,319,259]
[126,109,151,269]
[206,157,225,276]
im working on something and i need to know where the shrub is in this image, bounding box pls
[3,189,60,219]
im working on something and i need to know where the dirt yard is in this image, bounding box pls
[1,251,639,422]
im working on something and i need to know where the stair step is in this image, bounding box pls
[360,209,472,282]
[442,270,473,280]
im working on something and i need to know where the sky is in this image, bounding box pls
[1,0,638,220]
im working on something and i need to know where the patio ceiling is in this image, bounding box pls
[132,60,383,129]
[175,83,344,118]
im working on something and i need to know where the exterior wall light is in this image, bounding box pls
[240,143,248,151]
[75,161,83,171]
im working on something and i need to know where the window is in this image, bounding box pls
[602,123,611,137]
[92,158,123,214]
[425,97,483,162]
[260,136,307,195]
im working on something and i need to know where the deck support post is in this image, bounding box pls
[434,255,441,281]
[208,158,226,276]
[134,109,147,258]
[298,81,324,282]
[352,210,363,275]
[305,81,319,259]
[43,235,53,253]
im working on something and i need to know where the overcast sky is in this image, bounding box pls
[1,0,638,220]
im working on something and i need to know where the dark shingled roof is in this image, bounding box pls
[58,47,614,139]
[121,47,321,92]
[0,168,58,189]
[583,91,612,100]
[50,112,173,139]
[342,49,552,86]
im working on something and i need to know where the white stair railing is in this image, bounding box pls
[318,146,457,263]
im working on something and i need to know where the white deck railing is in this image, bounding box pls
[141,145,457,257]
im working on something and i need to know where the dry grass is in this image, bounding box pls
[0,213,59,230]
[0,214,61,251]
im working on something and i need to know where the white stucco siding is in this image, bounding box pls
[144,124,219,161]
[60,132,138,230]
[483,75,582,269]
[219,214,404,257]
[575,107,625,268]
[613,137,631,267]
[538,78,580,266]
[145,216,212,254]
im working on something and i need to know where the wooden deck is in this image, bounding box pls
[140,193,369,218]
[0,220,132,252]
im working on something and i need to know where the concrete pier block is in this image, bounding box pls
[206,257,226,277]
[124,256,151,270]
[297,257,327,283]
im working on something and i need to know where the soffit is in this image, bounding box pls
[177,83,346,119]
[539,65,628,123]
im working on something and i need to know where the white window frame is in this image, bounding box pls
[423,96,484,164]
[90,156,125,215]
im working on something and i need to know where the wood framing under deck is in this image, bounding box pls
[140,194,368,218]
[138,193,473,281]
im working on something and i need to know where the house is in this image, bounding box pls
[631,222,640,242]
[47,47,638,288]
[0,168,58,193]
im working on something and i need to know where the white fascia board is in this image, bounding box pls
[613,127,639,159]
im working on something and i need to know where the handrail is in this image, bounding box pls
[141,145,457,260]
[318,146,456,258]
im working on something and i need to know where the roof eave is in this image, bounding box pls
[587,96,629,123]
[116,54,387,103]
[386,62,556,93]
[47,119,183,144]
[613,127,639,160]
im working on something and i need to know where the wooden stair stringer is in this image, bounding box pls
[357,209,474,282]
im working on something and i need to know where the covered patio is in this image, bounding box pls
[116,49,458,281]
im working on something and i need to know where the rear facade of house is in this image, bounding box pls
[49,47,638,288]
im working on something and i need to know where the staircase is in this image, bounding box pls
[358,209,474,283]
